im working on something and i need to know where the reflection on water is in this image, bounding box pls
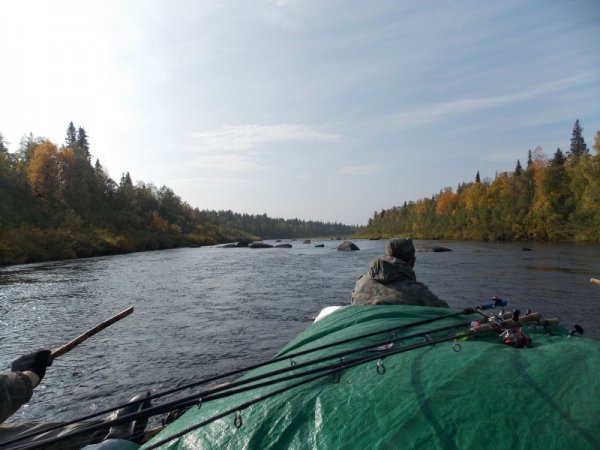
[1,240,599,424]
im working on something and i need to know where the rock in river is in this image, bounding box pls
[416,245,452,252]
[337,241,360,251]
[249,242,273,249]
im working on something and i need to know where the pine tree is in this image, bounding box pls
[475,170,481,183]
[551,148,565,166]
[568,119,589,159]
[515,160,522,176]
[0,132,7,154]
[76,127,90,159]
[65,122,77,147]
[120,172,133,187]
[527,149,533,168]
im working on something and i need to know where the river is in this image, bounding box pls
[1,239,599,425]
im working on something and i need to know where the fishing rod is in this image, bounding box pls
[148,310,551,413]
[13,306,539,450]
[148,317,487,410]
[5,309,479,449]
[11,317,495,450]
[29,310,563,450]
[3,302,498,447]
[143,315,539,450]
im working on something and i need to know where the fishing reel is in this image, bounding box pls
[568,324,584,337]
[500,328,532,348]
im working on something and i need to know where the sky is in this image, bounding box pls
[1,0,599,225]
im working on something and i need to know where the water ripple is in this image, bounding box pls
[1,240,599,424]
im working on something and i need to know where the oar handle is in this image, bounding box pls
[591,278,600,287]
[50,306,134,360]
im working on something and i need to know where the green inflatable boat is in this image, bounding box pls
[141,304,600,450]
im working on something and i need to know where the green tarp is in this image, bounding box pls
[143,305,600,449]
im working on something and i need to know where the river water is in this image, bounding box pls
[1,239,599,425]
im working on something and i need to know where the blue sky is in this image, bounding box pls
[1,0,599,225]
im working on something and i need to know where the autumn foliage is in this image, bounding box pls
[0,124,355,266]
[358,122,600,242]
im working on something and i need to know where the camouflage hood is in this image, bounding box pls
[368,255,416,284]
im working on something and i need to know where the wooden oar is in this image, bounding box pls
[50,306,134,360]
[591,278,600,287]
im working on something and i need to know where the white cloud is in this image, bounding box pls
[188,124,342,171]
[340,165,383,175]
[192,151,268,172]
[384,74,595,129]
[190,124,342,152]
[169,176,257,187]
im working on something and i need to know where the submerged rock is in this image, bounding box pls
[315,244,325,248]
[416,246,452,252]
[274,244,293,248]
[220,239,256,248]
[249,242,273,249]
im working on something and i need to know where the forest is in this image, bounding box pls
[0,123,355,266]
[356,121,600,242]
[2,120,598,266]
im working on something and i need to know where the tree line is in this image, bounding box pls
[0,123,356,266]
[356,120,600,242]
[202,210,355,240]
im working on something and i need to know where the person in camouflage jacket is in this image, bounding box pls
[351,238,448,307]
[0,350,51,423]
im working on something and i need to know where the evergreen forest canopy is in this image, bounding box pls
[0,122,356,266]
[356,120,600,242]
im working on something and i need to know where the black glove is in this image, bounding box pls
[11,350,53,380]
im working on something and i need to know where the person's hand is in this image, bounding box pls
[11,350,53,381]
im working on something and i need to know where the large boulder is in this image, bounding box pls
[337,241,360,251]
[236,239,253,248]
